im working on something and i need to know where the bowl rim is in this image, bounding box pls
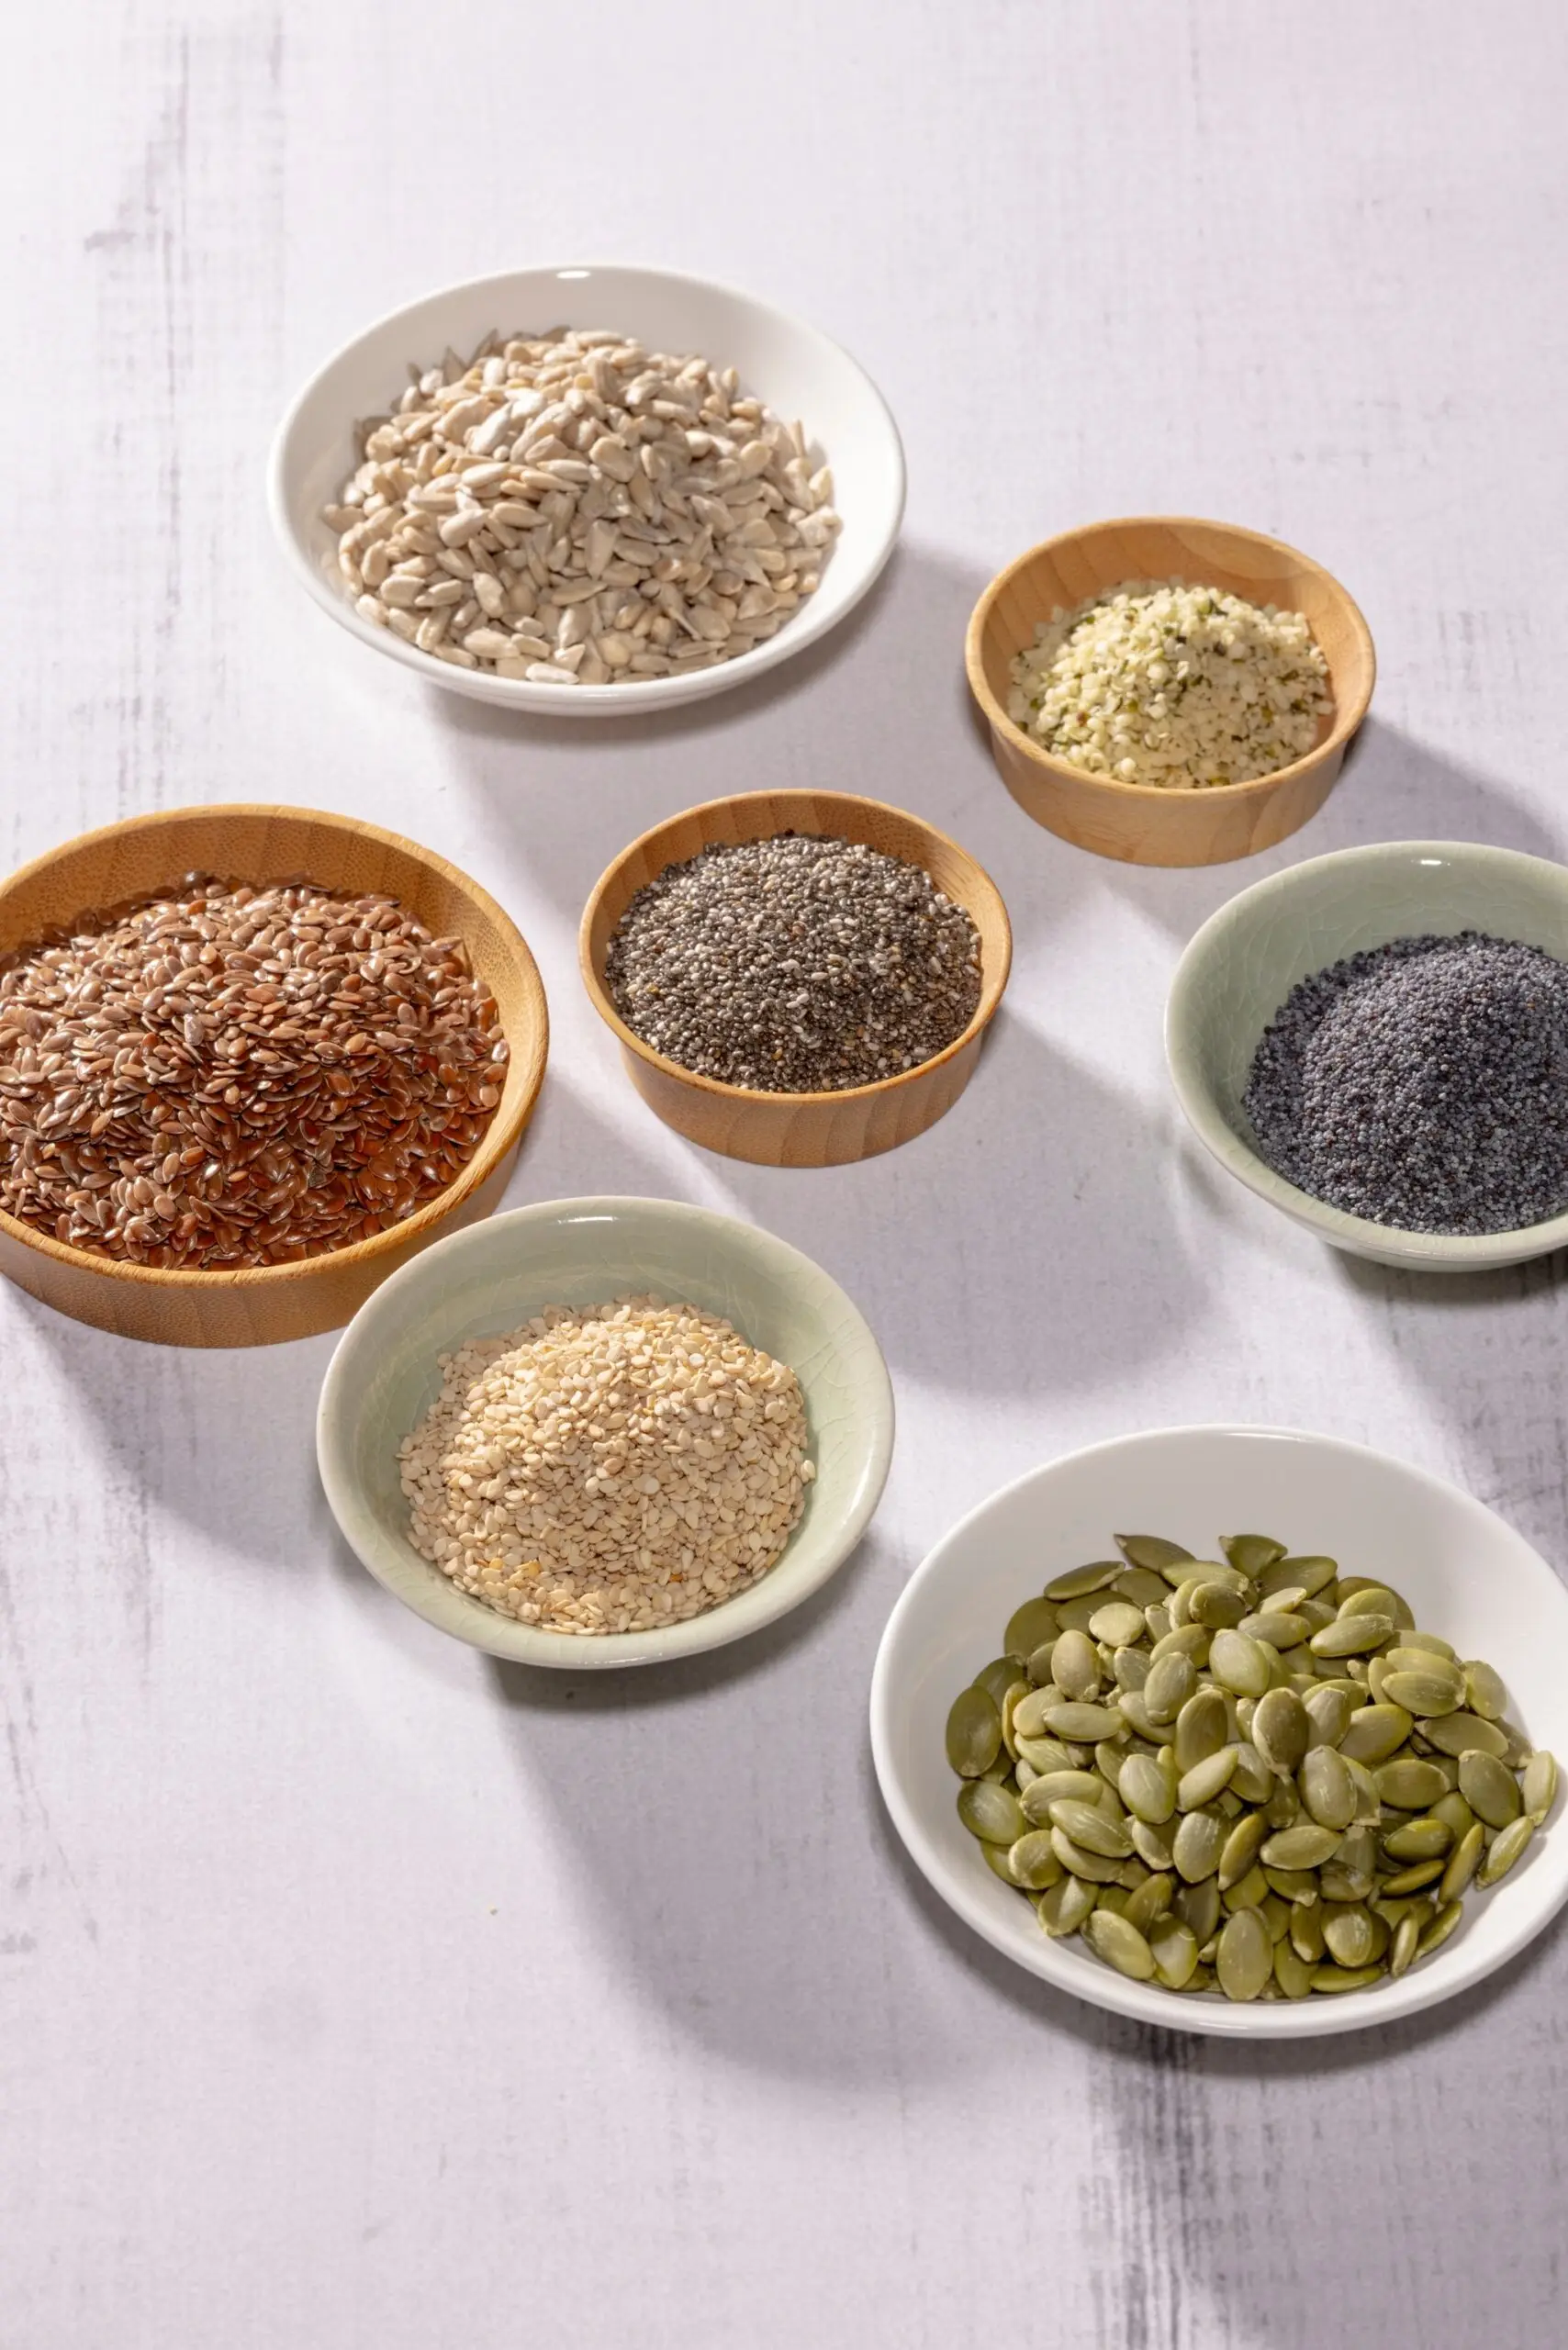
[316,1192,897,1668]
[868,1421,1568,2037]
[0,800,549,1293]
[267,260,907,715]
[963,513,1377,800]
[1165,836,1568,1268]
[577,787,1014,1108]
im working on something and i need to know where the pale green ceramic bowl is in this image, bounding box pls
[318,1196,894,1666]
[1166,841,1568,1270]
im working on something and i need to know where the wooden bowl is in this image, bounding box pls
[578,789,1011,1167]
[0,805,549,1346]
[965,516,1376,867]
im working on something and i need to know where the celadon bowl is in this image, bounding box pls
[1166,840,1568,1270]
[869,1426,1568,2039]
[318,1195,894,1666]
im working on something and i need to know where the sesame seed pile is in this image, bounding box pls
[604,834,982,1092]
[398,1294,815,1635]
[1244,932,1568,1236]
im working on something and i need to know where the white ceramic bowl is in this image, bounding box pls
[1166,840,1568,1270]
[870,1426,1568,2038]
[318,1195,894,1666]
[269,263,906,715]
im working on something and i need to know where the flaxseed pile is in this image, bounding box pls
[604,834,983,1092]
[1245,931,1568,1235]
[398,1295,814,1634]
[0,876,508,1268]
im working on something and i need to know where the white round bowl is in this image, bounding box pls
[269,263,906,715]
[870,1425,1568,2038]
[318,1195,894,1666]
[1166,840,1568,1270]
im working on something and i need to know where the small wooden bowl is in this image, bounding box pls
[578,789,1012,1167]
[965,516,1376,867]
[0,804,549,1347]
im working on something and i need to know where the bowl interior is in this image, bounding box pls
[0,806,548,1280]
[973,518,1372,771]
[274,264,905,710]
[581,789,1012,1088]
[319,1196,894,1667]
[871,1426,1568,2037]
[1170,843,1568,1237]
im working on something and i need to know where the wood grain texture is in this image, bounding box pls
[967,517,1375,866]
[6,5,1568,2348]
[0,805,548,1343]
[578,789,1011,1165]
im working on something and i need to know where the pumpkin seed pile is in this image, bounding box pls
[945,1530,1558,2002]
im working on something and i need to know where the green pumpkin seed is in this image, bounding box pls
[1321,1906,1376,1968]
[1144,1604,1173,1643]
[1374,1757,1450,1810]
[1260,1822,1340,1870]
[972,1654,1027,1707]
[1149,1623,1212,1664]
[1040,1701,1123,1743]
[1120,1871,1174,1935]
[1457,1749,1521,1829]
[1113,1649,1152,1695]
[1302,1689,1354,1755]
[1000,1681,1030,1760]
[1056,1598,1113,1637]
[1118,1752,1176,1825]
[1341,1755,1383,1828]
[1463,1659,1507,1720]
[1215,1908,1272,2000]
[1008,1830,1065,1889]
[1477,1813,1535,1886]
[1049,1829,1126,1884]
[1382,1670,1464,1718]
[1014,1734,1077,1775]
[1177,1748,1238,1811]
[1045,1560,1123,1602]
[1260,1553,1338,1599]
[1311,1964,1384,1993]
[1221,1862,1271,1913]
[1382,1816,1453,1862]
[1025,1641,1058,1687]
[1004,1596,1061,1657]
[1417,1899,1464,1957]
[1111,1565,1170,1609]
[1190,1583,1249,1630]
[981,1840,1019,1882]
[1336,1703,1414,1764]
[1290,1899,1327,1962]
[1298,1745,1358,1831]
[1173,1688,1229,1773]
[1383,1643,1464,1685]
[1088,1599,1147,1648]
[946,1686,1002,1777]
[1050,1628,1102,1702]
[1148,1915,1198,1987]
[1338,1582,1413,1627]
[1429,1789,1476,1839]
[1238,1610,1311,1651]
[1311,1613,1395,1658]
[1095,1884,1132,1917]
[1248,1685,1308,1774]
[1037,1874,1098,1936]
[1215,1810,1268,1888]
[1021,1770,1105,1822]
[1173,1876,1222,1943]
[1434,1819,1484,1903]
[1081,1908,1157,1978]
[1220,1532,1286,1576]
[1418,1710,1510,1761]
[1229,1742,1273,1805]
[1272,1939,1314,1998]
[1208,1629,1271,1698]
[1048,1798,1133,1858]
[958,1781,1026,1844]
[1115,1690,1159,1741]
[1114,1534,1194,1578]
[1130,1818,1177,1871]
[1144,1651,1197,1725]
[1522,1750,1558,1822]
[1264,1865,1319,1904]
[1172,1809,1226,1883]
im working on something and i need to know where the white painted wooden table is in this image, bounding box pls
[6,6,1568,2343]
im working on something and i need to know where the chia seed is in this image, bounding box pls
[1244,930,1568,1236]
[605,833,983,1092]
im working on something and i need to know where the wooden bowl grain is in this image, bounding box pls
[578,789,1012,1167]
[965,517,1376,867]
[0,804,548,1346]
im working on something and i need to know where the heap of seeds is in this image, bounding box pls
[605,834,983,1092]
[946,1529,1557,2002]
[1245,931,1568,1235]
[399,1295,814,1634]
[1008,580,1331,789]
[0,876,507,1268]
[327,328,840,686]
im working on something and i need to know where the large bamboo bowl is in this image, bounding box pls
[966,517,1376,867]
[0,804,548,1347]
[579,789,1012,1167]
